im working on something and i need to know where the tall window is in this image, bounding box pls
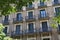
[28,4,33,8]
[4,15,9,21]
[54,0,58,4]
[42,22,48,32]
[3,27,7,34]
[28,11,33,19]
[16,13,22,21]
[40,9,46,17]
[16,25,20,34]
[28,23,34,32]
[40,1,44,6]
[55,7,60,16]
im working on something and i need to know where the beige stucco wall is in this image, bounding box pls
[0,6,57,34]
[0,0,60,40]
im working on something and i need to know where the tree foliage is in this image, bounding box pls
[0,23,12,40]
[0,0,48,16]
[0,0,34,16]
[50,14,60,28]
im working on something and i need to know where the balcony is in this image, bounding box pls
[2,20,9,25]
[11,30,23,37]
[54,13,60,17]
[11,27,52,37]
[23,27,52,35]
[13,17,23,24]
[23,29,37,35]
[38,14,49,20]
[38,27,52,33]
[53,1,60,6]
[26,4,34,10]
[5,33,10,36]
[25,15,36,22]
[38,2,47,8]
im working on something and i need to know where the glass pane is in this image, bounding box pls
[40,0,44,6]
[4,15,9,21]
[54,0,58,4]
[17,13,22,21]
[40,10,46,17]
[28,12,33,19]
[55,7,60,16]
[42,22,48,32]
[3,27,7,34]
[29,4,32,8]
[16,25,20,34]
[28,23,34,32]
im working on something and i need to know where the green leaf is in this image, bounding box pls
[4,37,12,40]
[0,0,49,16]
[40,0,46,2]
[0,24,5,32]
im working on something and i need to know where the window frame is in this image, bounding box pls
[39,9,47,17]
[27,22,35,31]
[27,10,34,16]
[14,24,22,31]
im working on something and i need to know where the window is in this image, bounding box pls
[40,1,44,6]
[3,27,7,34]
[54,0,58,4]
[42,22,48,32]
[16,25,21,34]
[28,23,34,32]
[28,11,33,19]
[40,9,46,17]
[28,4,33,8]
[16,13,22,21]
[55,7,60,16]
[4,15,9,21]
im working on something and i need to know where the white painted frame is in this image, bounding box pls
[2,15,10,20]
[38,8,47,14]
[15,12,23,18]
[27,10,34,16]
[4,25,9,33]
[27,22,35,32]
[54,6,60,13]
[14,24,22,31]
[40,20,49,31]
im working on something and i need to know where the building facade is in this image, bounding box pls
[0,0,60,40]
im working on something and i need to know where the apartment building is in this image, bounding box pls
[0,0,60,40]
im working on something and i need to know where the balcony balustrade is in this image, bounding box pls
[38,14,49,20]
[25,15,36,22]
[11,30,23,37]
[38,2,47,8]
[54,13,60,17]
[26,4,34,10]
[38,27,52,33]
[2,20,9,25]
[23,28,37,35]
[11,27,52,37]
[53,1,60,6]
[13,17,23,24]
